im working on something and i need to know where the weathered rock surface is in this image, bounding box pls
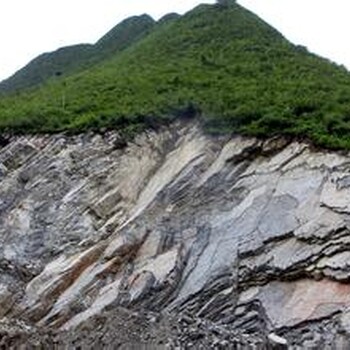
[1,121,350,348]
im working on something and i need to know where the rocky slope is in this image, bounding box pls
[0,121,350,348]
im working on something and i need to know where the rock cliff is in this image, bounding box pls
[0,121,350,348]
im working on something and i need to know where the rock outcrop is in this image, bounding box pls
[0,121,350,348]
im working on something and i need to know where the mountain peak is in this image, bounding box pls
[95,14,155,48]
[157,12,180,25]
[216,0,237,7]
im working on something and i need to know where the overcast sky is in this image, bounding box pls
[0,0,349,81]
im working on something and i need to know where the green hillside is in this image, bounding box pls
[1,1,350,149]
[0,44,94,93]
[0,15,156,94]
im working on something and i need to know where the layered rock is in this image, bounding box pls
[0,121,350,348]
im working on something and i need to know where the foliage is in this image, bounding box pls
[1,3,350,149]
[0,15,155,94]
[216,0,237,7]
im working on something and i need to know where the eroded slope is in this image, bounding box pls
[0,122,350,348]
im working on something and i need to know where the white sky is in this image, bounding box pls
[0,0,349,81]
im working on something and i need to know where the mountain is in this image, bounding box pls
[0,1,350,152]
[94,14,155,55]
[0,44,95,93]
[0,14,156,94]
[157,12,181,24]
[1,2,350,347]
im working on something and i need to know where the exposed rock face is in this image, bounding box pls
[0,121,350,348]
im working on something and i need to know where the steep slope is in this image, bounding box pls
[0,2,350,150]
[0,44,94,93]
[94,14,155,56]
[0,121,350,347]
[0,14,156,94]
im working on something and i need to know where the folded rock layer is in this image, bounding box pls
[0,121,350,348]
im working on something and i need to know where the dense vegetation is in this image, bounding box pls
[0,15,156,94]
[1,2,350,149]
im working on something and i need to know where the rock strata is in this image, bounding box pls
[0,121,350,348]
